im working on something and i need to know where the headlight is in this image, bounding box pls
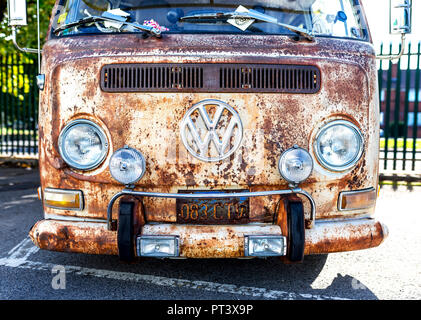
[278,146,313,185]
[109,147,146,185]
[59,119,109,170]
[315,120,364,171]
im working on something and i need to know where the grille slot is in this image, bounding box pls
[101,64,320,93]
[101,64,204,92]
[219,65,320,93]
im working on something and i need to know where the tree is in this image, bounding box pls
[0,0,56,55]
[0,2,6,22]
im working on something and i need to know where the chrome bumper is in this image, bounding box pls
[106,188,316,230]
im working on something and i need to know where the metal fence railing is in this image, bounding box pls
[1,44,420,172]
[0,54,39,157]
[378,42,421,172]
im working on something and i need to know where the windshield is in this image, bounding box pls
[55,0,369,40]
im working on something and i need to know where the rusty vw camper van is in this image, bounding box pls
[8,0,412,262]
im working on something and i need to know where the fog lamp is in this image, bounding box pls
[278,146,313,185]
[244,235,287,257]
[44,188,83,211]
[338,188,377,211]
[137,236,179,257]
[109,146,146,185]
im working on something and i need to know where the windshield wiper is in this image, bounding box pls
[179,10,314,41]
[54,12,162,38]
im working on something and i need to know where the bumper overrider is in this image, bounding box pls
[29,188,388,262]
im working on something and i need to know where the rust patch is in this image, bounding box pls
[304,220,387,255]
[30,220,118,255]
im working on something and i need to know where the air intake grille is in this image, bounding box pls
[220,65,320,93]
[101,64,203,92]
[101,64,320,93]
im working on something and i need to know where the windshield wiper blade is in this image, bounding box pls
[54,13,162,38]
[179,10,314,41]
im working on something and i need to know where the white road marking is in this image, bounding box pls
[0,237,349,300]
[0,237,39,267]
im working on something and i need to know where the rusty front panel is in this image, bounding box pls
[29,220,118,255]
[38,33,379,224]
[304,220,387,255]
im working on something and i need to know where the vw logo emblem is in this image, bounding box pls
[180,99,243,162]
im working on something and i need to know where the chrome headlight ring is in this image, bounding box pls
[314,120,364,172]
[58,119,109,171]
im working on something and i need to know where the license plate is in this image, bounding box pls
[176,190,250,225]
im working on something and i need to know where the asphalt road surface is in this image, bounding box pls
[0,167,420,301]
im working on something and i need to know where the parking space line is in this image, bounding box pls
[0,237,39,267]
[0,237,349,300]
[0,259,349,300]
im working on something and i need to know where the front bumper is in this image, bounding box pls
[106,188,316,230]
[29,218,388,258]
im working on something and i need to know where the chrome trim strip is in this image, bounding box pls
[44,213,107,223]
[107,188,316,230]
[314,216,375,225]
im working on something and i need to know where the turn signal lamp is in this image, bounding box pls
[44,188,83,211]
[338,188,377,211]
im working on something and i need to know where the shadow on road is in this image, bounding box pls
[32,250,378,300]
[379,172,421,191]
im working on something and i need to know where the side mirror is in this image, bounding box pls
[7,0,28,27]
[390,0,412,34]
